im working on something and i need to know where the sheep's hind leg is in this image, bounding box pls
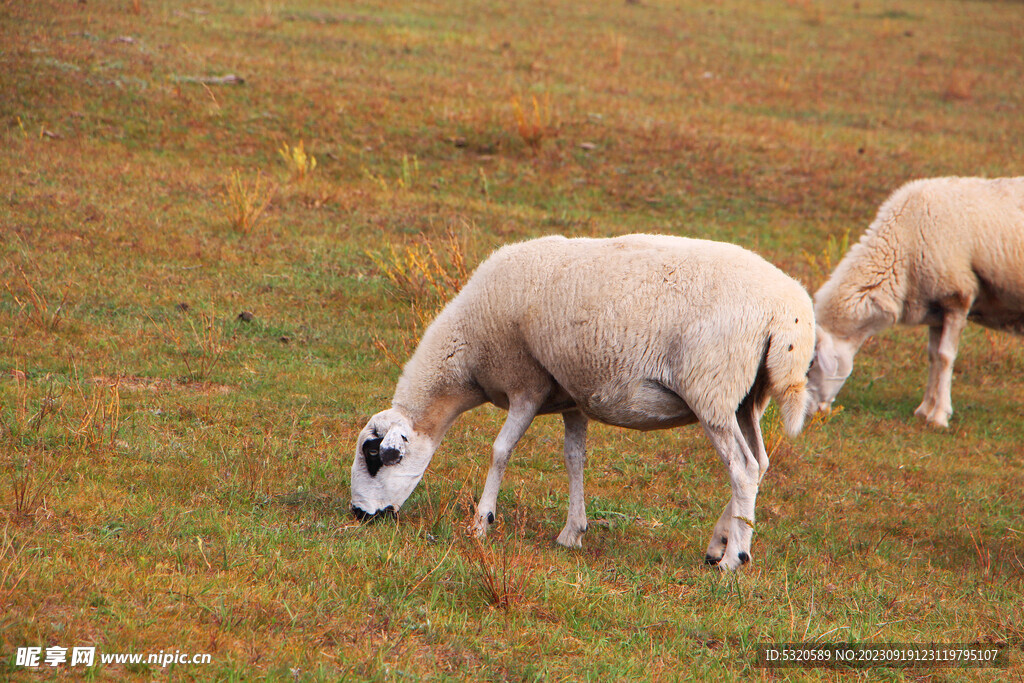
[707,394,769,566]
[473,398,539,538]
[702,418,760,571]
[914,325,942,422]
[914,310,968,428]
[556,409,589,548]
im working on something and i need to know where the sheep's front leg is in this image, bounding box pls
[705,501,733,565]
[914,309,968,428]
[556,409,589,548]
[702,419,760,571]
[473,399,538,538]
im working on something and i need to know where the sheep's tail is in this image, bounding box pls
[771,379,808,439]
[765,318,815,439]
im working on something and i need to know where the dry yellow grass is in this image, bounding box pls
[1,0,1022,679]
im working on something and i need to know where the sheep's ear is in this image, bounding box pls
[819,351,839,377]
[817,336,839,377]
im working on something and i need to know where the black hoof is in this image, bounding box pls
[738,551,750,565]
[486,511,495,525]
[705,554,722,566]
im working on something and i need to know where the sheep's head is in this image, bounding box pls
[805,327,856,414]
[350,408,436,520]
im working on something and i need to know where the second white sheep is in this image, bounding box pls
[808,176,1024,426]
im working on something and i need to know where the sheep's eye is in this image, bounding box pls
[362,437,384,477]
[400,435,408,443]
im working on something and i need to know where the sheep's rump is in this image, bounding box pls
[897,177,1024,332]
[444,235,814,432]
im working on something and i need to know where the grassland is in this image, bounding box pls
[2,0,1023,680]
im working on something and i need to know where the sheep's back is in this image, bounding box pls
[455,235,810,427]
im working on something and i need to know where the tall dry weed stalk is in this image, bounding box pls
[0,525,29,604]
[152,306,227,382]
[224,170,274,233]
[511,94,553,153]
[5,450,60,518]
[459,507,534,610]
[180,310,226,382]
[3,375,61,438]
[5,268,73,331]
[964,520,992,578]
[278,140,317,182]
[399,154,419,189]
[3,379,64,517]
[236,432,275,499]
[370,226,470,324]
[74,379,121,449]
[369,226,471,367]
[801,229,849,290]
[361,153,419,193]
[3,371,123,457]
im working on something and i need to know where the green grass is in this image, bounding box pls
[2,0,1023,680]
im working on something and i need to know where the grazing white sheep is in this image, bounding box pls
[351,234,815,570]
[807,176,1024,427]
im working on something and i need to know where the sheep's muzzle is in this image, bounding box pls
[351,505,397,522]
[380,446,402,466]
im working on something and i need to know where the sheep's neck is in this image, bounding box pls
[393,392,467,444]
[391,309,484,443]
[392,356,480,445]
[824,220,908,345]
